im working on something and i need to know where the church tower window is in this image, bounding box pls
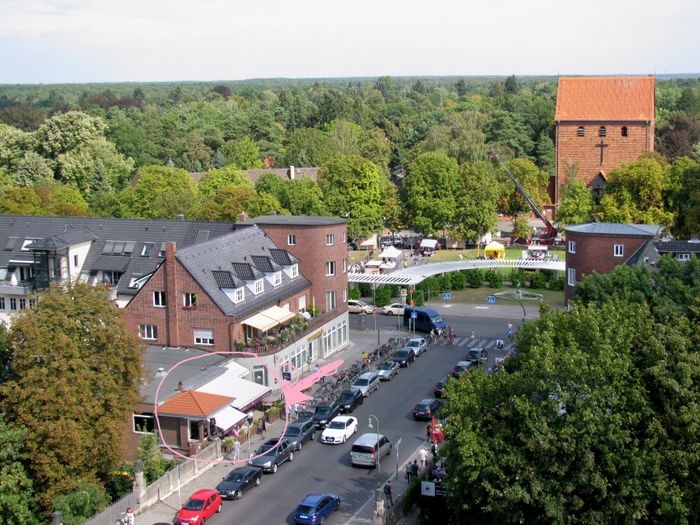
[598,126,607,137]
[621,126,628,137]
[576,126,585,137]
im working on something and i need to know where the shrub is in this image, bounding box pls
[137,433,178,483]
[508,269,526,288]
[105,464,134,500]
[485,270,503,288]
[464,269,484,288]
[53,481,110,525]
[358,283,373,298]
[450,271,466,290]
[349,286,361,300]
[528,271,546,289]
[402,477,423,516]
[549,276,565,291]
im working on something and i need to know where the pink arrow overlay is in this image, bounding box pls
[280,358,344,405]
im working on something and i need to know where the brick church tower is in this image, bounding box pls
[554,76,655,204]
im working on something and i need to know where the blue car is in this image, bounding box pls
[294,493,341,524]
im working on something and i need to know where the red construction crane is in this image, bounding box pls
[488,151,557,243]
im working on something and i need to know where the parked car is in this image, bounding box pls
[320,416,358,444]
[381,303,405,316]
[337,388,364,413]
[413,398,443,421]
[466,347,488,364]
[215,467,262,500]
[392,349,415,367]
[351,433,393,468]
[352,372,381,397]
[376,361,399,381]
[405,337,428,357]
[248,438,294,473]
[176,489,222,525]
[295,493,341,524]
[451,360,475,378]
[347,299,374,314]
[312,402,341,429]
[433,377,448,398]
[284,419,317,451]
[296,409,315,422]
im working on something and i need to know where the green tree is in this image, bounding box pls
[198,165,252,199]
[245,192,288,218]
[404,152,460,236]
[484,110,535,159]
[0,124,36,173]
[286,178,327,216]
[452,161,499,243]
[0,285,143,512]
[283,128,335,167]
[414,112,489,164]
[667,157,700,236]
[0,418,37,525]
[200,186,256,222]
[327,120,363,156]
[136,434,176,484]
[504,74,520,94]
[556,178,594,225]
[497,157,549,219]
[220,137,263,169]
[34,183,91,216]
[52,481,110,525]
[127,165,200,219]
[35,112,107,159]
[319,155,384,239]
[0,187,42,215]
[254,172,289,207]
[12,152,54,187]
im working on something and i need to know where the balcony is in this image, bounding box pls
[237,311,326,356]
[0,281,35,295]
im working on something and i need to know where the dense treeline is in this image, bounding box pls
[1,76,700,239]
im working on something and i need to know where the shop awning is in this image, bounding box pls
[242,305,296,332]
[211,404,247,432]
[198,377,272,412]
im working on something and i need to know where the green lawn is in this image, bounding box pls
[349,247,565,265]
[425,287,566,310]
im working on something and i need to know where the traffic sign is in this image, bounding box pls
[443,292,451,301]
[487,295,496,304]
[507,323,513,329]
[411,311,417,319]
[507,328,513,336]
[282,372,291,381]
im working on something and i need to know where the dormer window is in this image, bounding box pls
[599,126,606,137]
[254,279,264,295]
[577,126,585,137]
[21,239,37,251]
[141,243,154,256]
[235,287,245,303]
[290,264,298,278]
[273,271,282,286]
[621,126,628,137]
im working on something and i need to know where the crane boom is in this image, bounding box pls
[488,151,557,241]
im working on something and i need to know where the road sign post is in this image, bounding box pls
[487,295,496,304]
[443,292,451,301]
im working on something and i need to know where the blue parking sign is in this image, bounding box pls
[487,295,496,304]
[411,311,417,319]
[443,292,451,301]
[507,328,513,336]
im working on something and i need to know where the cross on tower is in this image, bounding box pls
[595,139,608,165]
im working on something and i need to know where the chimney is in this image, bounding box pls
[290,165,295,180]
[239,211,249,222]
[176,213,185,221]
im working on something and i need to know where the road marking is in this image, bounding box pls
[474,306,489,310]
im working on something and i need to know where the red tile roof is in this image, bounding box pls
[555,76,655,122]
[158,391,234,417]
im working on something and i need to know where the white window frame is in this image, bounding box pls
[141,243,154,256]
[153,291,166,307]
[343,288,347,303]
[183,292,197,308]
[567,268,576,287]
[325,260,336,276]
[677,253,691,261]
[234,287,245,303]
[254,279,264,295]
[133,412,155,434]
[614,244,624,257]
[288,234,296,246]
[194,328,214,346]
[0,297,4,310]
[290,264,298,278]
[568,241,576,254]
[342,231,347,243]
[10,297,17,311]
[326,290,337,312]
[19,298,26,310]
[273,271,282,286]
[139,324,158,340]
[298,295,306,312]
[342,258,347,273]
[325,234,334,246]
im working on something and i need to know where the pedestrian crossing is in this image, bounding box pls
[431,337,508,351]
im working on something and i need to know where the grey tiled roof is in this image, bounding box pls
[175,226,310,317]
[565,223,662,237]
[0,215,236,296]
[245,215,346,226]
[251,255,282,273]
[269,248,299,265]
[212,271,243,289]
[626,240,661,266]
[26,228,96,249]
[655,239,700,253]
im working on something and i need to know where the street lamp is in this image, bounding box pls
[368,415,381,487]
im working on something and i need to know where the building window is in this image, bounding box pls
[342,258,347,273]
[19,298,26,310]
[10,298,17,311]
[139,324,158,340]
[29,298,36,308]
[677,253,691,261]
[325,261,336,276]
[20,239,36,251]
[290,264,298,278]
[614,244,624,257]
[326,291,337,312]
[621,126,628,137]
[158,243,167,257]
[577,126,585,137]
[133,412,155,433]
[288,234,296,246]
[599,126,607,137]
[568,241,576,254]
[73,254,79,267]
[0,297,4,310]
[141,243,154,256]
[235,287,245,303]
[254,279,264,295]
[183,292,198,308]
[194,328,214,345]
[153,291,166,307]
[567,268,576,287]
[298,295,306,312]
[19,266,34,281]
[343,288,347,303]
[273,271,282,286]
[101,271,122,285]
[342,231,347,243]
[326,234,334,246]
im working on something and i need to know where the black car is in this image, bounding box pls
[284,419,316,451]
[392,349,415,368]
[413,398,443,421]
[433,377,448,398]
[337,389,364,413]
[296,409,315,422]
[465,348,488,364]
[215,467,262,499]
[312,402,340,429]
[248,438,294,473]
[451,360,475,378]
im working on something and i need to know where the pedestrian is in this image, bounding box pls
[426,424,432,440]
[418,447,428,469]
[410,460,419,480]
[125,508,135,525]
[431,440,438,458]
[383,480,393,508]
[233,438,241,461]
[258,418,266,433]
[448,326,455,345]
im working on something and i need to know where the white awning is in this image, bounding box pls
[241,305,296,332]
[420,239,438,249]
[198,377,271,412]
[211,404,247,432]
[379,246,402,259]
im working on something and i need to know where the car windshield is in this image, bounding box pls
[339,392,355,402]
[396,350,410,358]
[415,404,429,411]
[407,341,420,347]
[257,444,275,454]
[354,379,369,386]
[183,498,205,510]
[285,428,301,437]
[377,362,392,370]
[316,406,332,415]
[430,314,444,323]
[297,504,315,514]
[328,421,346,429]
[468,349,481,356]
[225,471,246,482]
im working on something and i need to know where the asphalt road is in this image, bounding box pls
[210,321,518,524]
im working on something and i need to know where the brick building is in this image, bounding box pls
[554,76,655,204]
[564,223,661,301]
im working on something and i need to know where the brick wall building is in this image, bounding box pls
[555,76,655,204]
[564,223,661,301]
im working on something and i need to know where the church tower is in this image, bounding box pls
[554,75,655,203]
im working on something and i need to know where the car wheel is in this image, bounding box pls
[289,451,295,462]
[298,441,303,451]
[335,500,340,511]
[236,491,243,500]
[386,311,393,316]
[255,476,261,486]
[342,435,346,443]
[271,463,278,474]
[311,432,316,440]
[320,516,325,524]
[216,503,222,513]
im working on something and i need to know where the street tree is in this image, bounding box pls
[0,418,37,525]
[0,284,143,512]
[556,178,594,225]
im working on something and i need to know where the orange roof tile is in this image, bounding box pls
[555,76,655,122]
[158,391,234,417]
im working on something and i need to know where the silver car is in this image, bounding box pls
[375,361,399,381]
[405,337,428,357]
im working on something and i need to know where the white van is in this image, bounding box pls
[352,372,381,397]
[351,433,392,467]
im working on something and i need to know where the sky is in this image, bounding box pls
[0,0,698,84]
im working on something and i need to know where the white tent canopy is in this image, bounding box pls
[420,239,438,249]
[379,246,402,259]
[211,404,247,432]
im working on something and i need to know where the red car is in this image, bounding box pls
[176,489,222,525]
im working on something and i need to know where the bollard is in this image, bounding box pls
[51,511,62,525]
